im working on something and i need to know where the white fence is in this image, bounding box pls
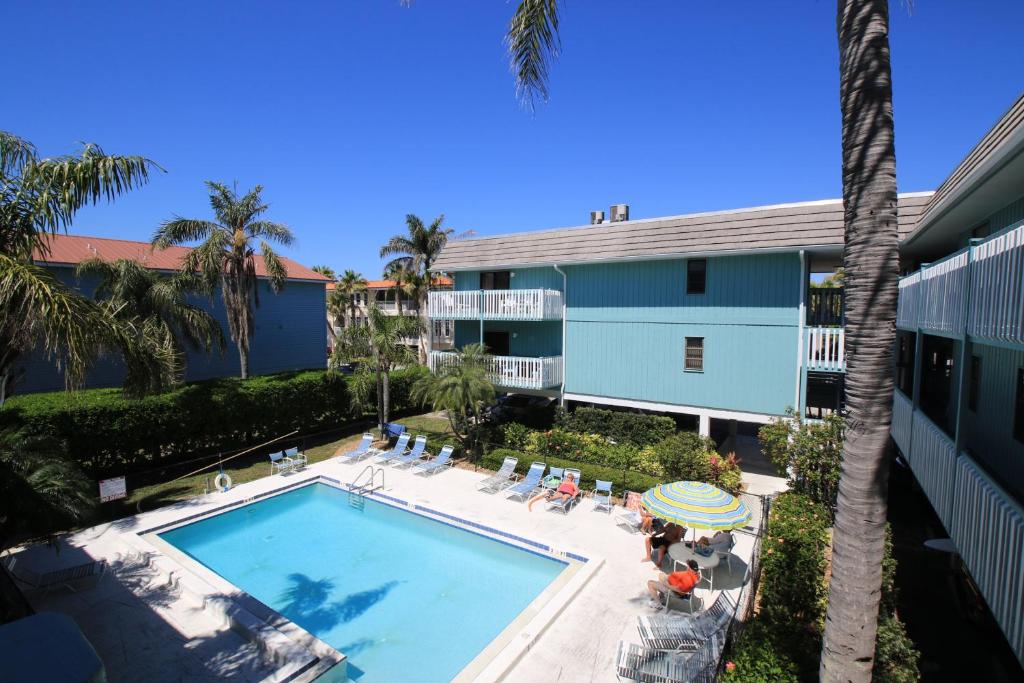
[890,389,913,455]
[427,289,563,321]
[805,327,845,372]
[908,411,958,529]
[428,351,563,390]
[919,249,970,335]
[896,271,922,330]
[968,221,1024,345]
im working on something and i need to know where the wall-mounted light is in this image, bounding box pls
[512,332,518,339]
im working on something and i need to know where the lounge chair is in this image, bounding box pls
[505,462,546,502]
[637,592,736,650]
[269,451,293,475]
[337,433,377,464]
[615,491,648,532]
[547,467,584,514]
[614,632,722,683]
[391,435,428,468]
[284,446,307,470]
[477,456,519,493]
[413,445,455,476]
[372,433,411,464]
[592,479,614,514]
[3,556,107,597]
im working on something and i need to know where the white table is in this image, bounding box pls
[667,543,721,591]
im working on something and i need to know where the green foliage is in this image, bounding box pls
[873,614,920,683]
[554,406,676,447]
[412,344,494,458]
[481,448,660,496]
[720,621,802,683]
[501,421,532,451]
[758,413,844,512]
[756,415,793,474]
[649,432,742,491]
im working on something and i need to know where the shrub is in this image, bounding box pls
[758,413,843,512]
[648,432,742,491]
[720,621,802,683]
[554,406,676,447]
[481,448,661,496]
[501,422,532,451]
[873,614,920,683]
[757,415,793,475]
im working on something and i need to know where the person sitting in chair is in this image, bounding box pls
[692,529,732,553]
[646,559,700,610]
[642,522,685,566]
[527,473,579,511]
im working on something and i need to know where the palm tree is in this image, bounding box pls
[380,214,455,363]
[76,258,225,383]
[0,132,176,406]
[331,304,422,432]
[152,182,294,380]
[411,343,495,458]
[326,286,348,346]
[383,260,420,317]
[500,2,899,678]
[335,269,368,328]
[311,265,337,281]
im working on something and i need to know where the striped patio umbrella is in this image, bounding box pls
[641,481,751,531]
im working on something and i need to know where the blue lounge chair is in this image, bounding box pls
[269,451,292,475]
[592,479,614,514]
[547,468,584,514]
[373,433,411,464]
[413,445,455,476]
[506,462,546,502]
[477,455,519,493]
[392,435,428,468]
[337,433,376,463]
[284,446,307,470]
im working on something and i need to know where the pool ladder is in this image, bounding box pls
[347,464,384,509]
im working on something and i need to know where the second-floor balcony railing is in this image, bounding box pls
[805,326,845,372]
[807,288,844,326]
[427,289,563,321]
[428,351,563,390]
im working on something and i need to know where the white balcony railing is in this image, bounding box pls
[427,289,563,321]
[908,410,958,529]
[428,351,563,390]
[969,221,1024,345]
[921,249,970,335]
[805,327,845,372]
[891,389,913,455]
[896,271,921,330]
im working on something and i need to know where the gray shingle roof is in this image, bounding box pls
[433,194,933,271]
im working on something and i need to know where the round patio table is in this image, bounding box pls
[667,542,721,592]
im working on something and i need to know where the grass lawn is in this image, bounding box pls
[113,413,457,517]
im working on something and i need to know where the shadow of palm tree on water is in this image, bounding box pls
[278,573,402,633]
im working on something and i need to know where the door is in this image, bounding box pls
[480,271,511,290]
[483,331,511,356]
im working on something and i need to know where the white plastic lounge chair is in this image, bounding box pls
[477,456,519,493]
[506,462,546,501]
[414,445,455,476]
[3,556,107,597]
[614,632,723,683]
[547,468,584,514]
[592,479,614,514]
[269,451,293,475]
[337,433,377,463]
[284,446,307,470]
[615,491,647,532]
[392,435,428,468]
[637,591,736,650]
[372,433,411,464]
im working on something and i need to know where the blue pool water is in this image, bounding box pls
[159,484,565,682]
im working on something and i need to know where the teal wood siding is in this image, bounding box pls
[453,320,561,356]
[453,267,563,292]
[964,343,1024,500]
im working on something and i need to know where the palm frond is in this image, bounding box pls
[152,218,220,249]
[0,131,38,175]
[379,235,416,259]
[260,242,288,292]
[506,0,562,111]
[248,220,295,246]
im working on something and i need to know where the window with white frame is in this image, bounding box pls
[684,337,704,372]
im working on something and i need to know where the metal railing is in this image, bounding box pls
[968,221,1024,344]
[805,327,845,372]
[908,410,957,529]
[806,288,844,326]
[428,351,563,390]
[890,389,913,456]
[427,289,563,320]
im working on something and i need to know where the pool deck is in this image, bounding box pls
[8,453,786,682]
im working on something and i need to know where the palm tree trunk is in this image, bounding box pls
[238,338,250,380]
[382,369,391,427]
[419,290,430,365]
[820,1,898,680]
[375,361,385,433]
[396,287,403,316]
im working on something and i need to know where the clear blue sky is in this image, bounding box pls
[3,1,1022,278]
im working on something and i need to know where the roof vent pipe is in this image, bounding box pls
[610,204,629,222]
[590,210,605,225]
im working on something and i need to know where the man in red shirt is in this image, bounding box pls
[646,559,700,610]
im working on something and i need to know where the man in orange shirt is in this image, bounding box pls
[646,559,700,610]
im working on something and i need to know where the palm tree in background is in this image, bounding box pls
[498,1,900,678]
[76,258,226,383]
[336,269,368,327]
[153,182,294,380]
[383,260,420,316]
[311,265,336,281]
[380,213,456,363]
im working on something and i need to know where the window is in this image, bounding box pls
[480,271,511,290]
[1014,369,1024,443]
[684,337,704,372]
[686,260,706,295]
[968,356,981,412]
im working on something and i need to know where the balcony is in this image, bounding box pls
[805,327,845,372]
[427,289,563,321]
[428,351,563,390]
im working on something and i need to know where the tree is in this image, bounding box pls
[152,182,294,380]
[331,304,421,432]
[335,269,368,328]
[76,258,225,383]
[501,2,901,677]
[411,343,495,457]
[812,267,845,289]
[311,265,337,281]
[380,213,455,363]
[0,132,176,406]
[383,260,420,317]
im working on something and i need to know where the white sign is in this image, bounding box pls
[99,476,127,503]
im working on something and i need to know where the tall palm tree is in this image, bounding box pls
[311,265,336,281]
[0,132,176,406]
[326,286,348,345]
[152,182,294,380]
[76,258,226,383]
[383,260,420,317]
[500,2,900,679]
[380,213,455,363]
[335,269,368,327]
[411,343,495,458]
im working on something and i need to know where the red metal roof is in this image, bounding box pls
[33,234,331,283]
[365,277,452,289]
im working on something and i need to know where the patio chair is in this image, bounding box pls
[3,556,107,597]
[413,445,456,476]
[505,462,546,502]
[547,468,584,514]
[269,450,293,475]
[712,533,737,573]
[391,435,428,468]
[337,433,377,464]
[284,446,307,470]
[614,632,722,683]
[477,456,519,493]
[372,433,411,464]
[637,591,736,650]
[615,491,647,533]
[592,479,614,514]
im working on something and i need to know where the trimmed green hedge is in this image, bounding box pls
[1,366,427,476]
[482,448,662,496]
[555,406,676,447]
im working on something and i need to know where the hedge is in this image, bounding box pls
[555,406,676,447]
[482,448,663,496]
[1,366,428,476]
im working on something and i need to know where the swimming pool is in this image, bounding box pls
[159,483,567,682]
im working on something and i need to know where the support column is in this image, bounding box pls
[698,413,711,437]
